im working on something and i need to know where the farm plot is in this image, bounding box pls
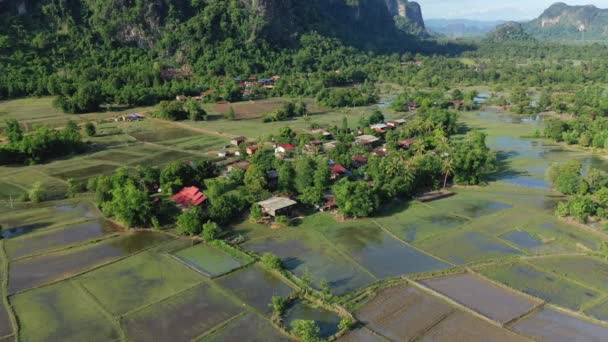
[355,284,454,341]
[243,234,376,295]
[215,265,294,315]
[374,201,469,244]
[122,282,243,341]
[529,255,608,292]
[9,232,171,294]
[78,250,204,315]
[522,219,606,252]
[85,149,145,164]
[159,134,228,152]
[0,303,12,338]
[0,202,96,239]
[419,311,528,341]
[5,219,121,259]
[586,300,608,321]
[416,231,522,265]
[337,328,385,342]
[201,312,288,342]
[129,126,200,143]
[479,263,602,311]
[0,180,25,200]
[423,192,513,219]
[420,273,539,324]
[512,308,608,342]
[316,221,451,279]
[135,150,200,167]
[285,300,341,339]
[1,169,67,199]
[51,164,119,180]
[11,281,120,341]
[173,243,250,278]
[500,230,543,250]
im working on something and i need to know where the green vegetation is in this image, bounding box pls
[291,319,321,342]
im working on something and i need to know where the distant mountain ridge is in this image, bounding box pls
[426,19,506,38]
[525,2,608,40]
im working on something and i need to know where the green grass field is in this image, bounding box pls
[173,243,250,278]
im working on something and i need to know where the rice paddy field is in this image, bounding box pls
[2,97,608,341]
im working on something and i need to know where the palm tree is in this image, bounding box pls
[441,157,455,189]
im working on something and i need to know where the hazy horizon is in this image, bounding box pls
[418,1,608,21]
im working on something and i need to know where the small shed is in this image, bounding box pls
[231,136,246,146]
[227,161,250,172]
[275,144,296,154]
[256,197,298,217]
[246,145,259,156]
[355,135,381,147]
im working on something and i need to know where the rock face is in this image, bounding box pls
[385,0,425,29]
[525,2,608,40]
[404,1,425,30]
[486,21,535,42]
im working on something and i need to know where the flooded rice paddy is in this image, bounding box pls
[215,265,294,315]
[244,235,376,295]
[420,273,539,324]
[173,243,249,277]
[202,312,289,342]
[122,283,242,341]
[9,232,171,293]
[480,263,602,311]
[512,308,608,341]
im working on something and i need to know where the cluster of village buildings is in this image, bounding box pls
[168,115,416,221]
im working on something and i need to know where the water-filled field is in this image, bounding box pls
[201,312,289,342]
[122,283,243,341]
[420,273,539,324]
[512,308,608,341]
[173,243,250,278]
[215,265,295,315]
[479,263,602,311]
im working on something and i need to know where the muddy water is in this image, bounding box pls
[9,232,171,293]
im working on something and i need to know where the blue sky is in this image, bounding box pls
[417,1,608,21]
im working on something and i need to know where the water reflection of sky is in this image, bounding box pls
[482,110,608,189]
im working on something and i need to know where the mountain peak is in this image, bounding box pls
[526,2,608,40]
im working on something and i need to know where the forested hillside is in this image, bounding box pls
[525,2,608,41]
[0,0,436,112]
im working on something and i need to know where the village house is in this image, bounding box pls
[227,161,250,173]
[172,186,208,210]
[408,102,419,112]
[274,143,296,154]
[398,138,416,150]
[310,129,333,140]
[387,119,406,128]
[231,136,246,146]
[371,150,387,157]
[324,141,338,150]
[351,155,368,168]
[266,170,279,188]
[176,95,188,102]
[451,100,465,108]
[331,163,351,180]
[246,145,259,156]
[305,140,323,153]
[355,135,381,147]
[217,149,230,158]
[370,123,388,134]
[256,197,298,217]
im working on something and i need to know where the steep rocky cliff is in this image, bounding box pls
[525,2,608,40]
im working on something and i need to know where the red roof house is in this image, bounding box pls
[331,164,348,175]
[452,100,464,107]
[246,145,259,155]
[172,186,208,209]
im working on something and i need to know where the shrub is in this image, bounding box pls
[261,252,283,270]
[84,122,96,137]
[176,207,202,236]
[291,320,320,342]
[202,220,220,242]
[28,181,46,203]
[338,318,354,331]
[275,215,290,227]
[270,296,287,316]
